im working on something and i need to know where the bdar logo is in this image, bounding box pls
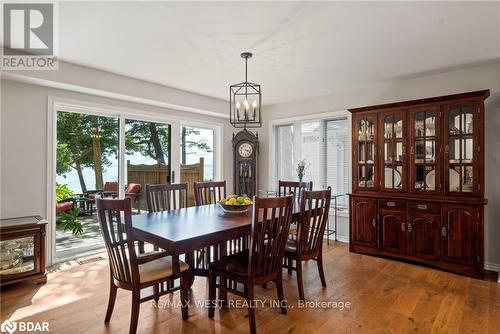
[0,320,17,334]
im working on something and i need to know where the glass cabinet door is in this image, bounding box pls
[410,107,440,193]
[445,103,478,194]
[354,114,377,190]
[380,111,406,191]
[0,234,37,277]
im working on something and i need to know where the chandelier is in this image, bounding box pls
[229,52,262,128]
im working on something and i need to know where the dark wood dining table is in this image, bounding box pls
[132,203,301,280]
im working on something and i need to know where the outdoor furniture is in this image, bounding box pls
[86,181,119,200]
[208,195,294,334]
[284,188,331,301]
[125,183,142,213]
[96,197,191,334]
[56,198,75,214]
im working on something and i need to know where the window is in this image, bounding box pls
[275,117,349,207]
[180,126,214,181]
[326,119,349,207]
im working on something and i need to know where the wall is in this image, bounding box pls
[0,74,234,220]
[260,62,500,269]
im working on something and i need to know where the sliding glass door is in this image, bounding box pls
[54,111,173,259]
[55,111,119,255]
[125,119,171,213]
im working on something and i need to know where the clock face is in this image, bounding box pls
[238,142,253,158]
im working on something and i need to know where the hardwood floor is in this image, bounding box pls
[1,242,499,333]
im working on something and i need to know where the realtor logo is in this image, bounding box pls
[3,3,53,55]
[2,2,58,70]
[0,320,49,333]
[0,320,17,334]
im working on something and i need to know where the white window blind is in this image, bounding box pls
[275,117,349,207]
[276,125,295,182]
[326,119,349,207]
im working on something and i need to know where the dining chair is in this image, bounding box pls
[191,181,227,277]
[146,183,189,212]
[283,187,331,301]
[96,197,191,334]
[208,195,294,334]
[278,180,313,198]
[194,180,226,206]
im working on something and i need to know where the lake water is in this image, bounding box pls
[58,163,214,193]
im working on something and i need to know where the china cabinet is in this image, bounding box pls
[349,90,489,278]
[0,216,47,286]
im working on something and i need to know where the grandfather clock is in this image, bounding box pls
[233,129,259,197]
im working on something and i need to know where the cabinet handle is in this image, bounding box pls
[387,201,396,207]
[372,218,376,227]
[441,227,447,237]
[417,204,428,210]
[401,222,406,232]
[444,145,449,155]
[407,222,413,232]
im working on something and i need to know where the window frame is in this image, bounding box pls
[269,110,352,209]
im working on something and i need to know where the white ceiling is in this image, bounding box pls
[58,1,500,105]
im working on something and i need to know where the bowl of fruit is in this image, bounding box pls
[218,195,253,213]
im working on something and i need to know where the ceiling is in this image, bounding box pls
[57,1,500,105]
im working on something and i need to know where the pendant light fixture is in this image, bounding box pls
[229,52,262,128]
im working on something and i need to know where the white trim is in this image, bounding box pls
[484,262,500,272]
[4,72,228,119]
[47,96,224,264]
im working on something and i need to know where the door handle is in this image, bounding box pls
[401,222,406,232]
[407,222,413,232]
[441,227,447,237]
[372,218,376,227]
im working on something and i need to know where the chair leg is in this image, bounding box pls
[153,284,160,303]
[104,279,118,323]
[276,274,287,315]
[296,258,305,301]
[247,287,256,334]
[317,252,327,288]
[219,274,227,306]
[208,269,216,319]
[129,290,140,334]
[287,257,293,275]
[181,275,189,320]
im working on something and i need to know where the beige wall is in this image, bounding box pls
[0,79,234,219]
[260,62,500,270]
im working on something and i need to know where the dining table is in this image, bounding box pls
[132,202,303,282]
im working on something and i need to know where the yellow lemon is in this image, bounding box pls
[228,198,237,205]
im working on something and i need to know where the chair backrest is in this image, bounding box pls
[248,195,294,281]
[297,188,331,256]
[278,180,313,198]
[96,197,139,286]
[194,181,226,206]
[146,183,188,212]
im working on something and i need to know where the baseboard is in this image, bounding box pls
[484,261,500,272]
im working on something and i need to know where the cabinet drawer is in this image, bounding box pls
[408,201,440,214]
[379,199,406,210]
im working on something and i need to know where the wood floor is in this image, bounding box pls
[1,242,499,334]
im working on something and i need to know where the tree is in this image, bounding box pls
[125,121,169,164]
[56,112,118,192]
[181,127,212,164]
